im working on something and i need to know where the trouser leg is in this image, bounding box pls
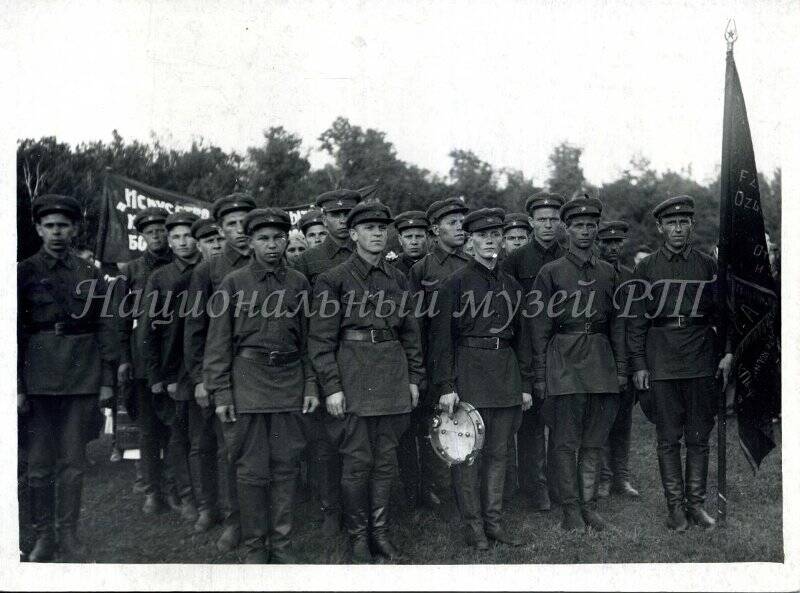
[683,377,718,527]
[518,399,550,509]
[135,380,164,496]
[481,406,522,545]
[579,393,620,513]
[188,402,218,514]
[26,396,59,562]
[396,406,422,506]
[453,456,484,544]
[166,401,193,502]
[419,405,456,510]
[269,412,306,564]
[214,414,240,526]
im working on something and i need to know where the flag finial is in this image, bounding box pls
[725,19,738,51]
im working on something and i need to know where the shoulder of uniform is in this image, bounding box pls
[500,270,523,290]
[595,258,615,273]
[692,248,716,265]
[285,266,310,286]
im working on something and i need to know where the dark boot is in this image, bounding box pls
[194,509,218,533]
[370,478,405,561]
[596,479,611,500]
[612,480,640,498]
[579,449,606,531]
[56,477,87,559]
[420,437,458,519]
[189,441,218,533]
[217,522,242,554]
[658,444,688,532]
[553,446,578,521]
[547,429,560,506]
[453,463,488,550]
[28,485,56,563]
[270,477,299,564]
[317,440,342,536]
[685,446,715,530]
[237,482,268,564]
[341,478,371,564]
[142,492,166,515]
[483,455,522,547]
[503,435,518,505]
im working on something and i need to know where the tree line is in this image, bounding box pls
[17,117,781,262]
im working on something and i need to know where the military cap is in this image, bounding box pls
[463,207,506,233]
[244,208,292,235]
[165,210,200,231]
[503,212,532,234]
[346,201,393,228]
[298,208,324,233]
[133,207,169,232]
[652,195,695,220]
[212,193,256,221]
[394,210,429,233]
[191,218,221,240]
[32,194,82,222]
[426,197,469,223]
[315,189,362,213]
[597,220,630,241]
[560,196,603,223]
[524,192,565,214]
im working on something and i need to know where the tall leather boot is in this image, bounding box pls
[370,477,405,560]
[483,456,522,546]
[56,475,87,559]
[270,477,299,564]
[657,444,688,532]
[554,447,583,531]
[420,435,458,519]
[685,446,715,530]
[596,445,612,499]
[609,395,638,498]
[237,482,269,564]
[453,462,488,550]
[528,416,551,511]
[547,429,561,506]
[503,435,518,505]
[318,440,342,537]
[190,448,218,533]
[341,478,371,563]
[216,443,241,553]
[579,449,606,531]
[28,484,56,563]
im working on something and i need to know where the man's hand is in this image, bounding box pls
[167,383,177,396]
[194,383,210,408]
[438,392,459,418]
[151,382,164,395]
[409,384,420,409]
[533,382,546,400]
[633,369,650,391]
[215,404,236,423]
[326,391,346,419]
[99,386,114,404]
[522,392,533,411]
[17,393,29,415]
[117,362,133,384]
[303,395,320,414]
[716,353,734,391]
[617,375,628,390]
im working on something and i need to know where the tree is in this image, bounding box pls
[547,142,586,199]
[245,127,313,207]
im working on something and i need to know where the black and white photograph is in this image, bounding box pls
[1,0,798,590]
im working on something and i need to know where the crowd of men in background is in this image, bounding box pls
[18,186,737,563]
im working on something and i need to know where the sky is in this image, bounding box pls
[7,0,796,187]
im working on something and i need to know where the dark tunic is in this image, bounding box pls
[501,238,564,293]
[291,235,353,286]
[308,252,424,417]
[203,260,315,413]
[118,249,174,379]
[391,253,423,279]
[143,254,202,401]
[183,243,251,388]
[429,259,533,408]
[627,245,722,381]
[532,250,627,396]
[18,249,117,394]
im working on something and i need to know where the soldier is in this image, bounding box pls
[204,208,319,563]
[298,208,328,249]
[595,221,640,500]
[18,195,117,561]
[502,212,531,256]
[501,192,565,511]
[408,197,470,514]
[291,189,362,536]
[531,196,627,532]
[184,193,256,550]
[309,201,423,563]
[627,196,732,531]
[430,208,533,550]
[390,210,430,508]
[117,207,177,515]
[143,211,205,526]
[192,219,225,260]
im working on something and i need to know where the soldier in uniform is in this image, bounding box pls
[430,208,533,550]
[143,211,205,525]
[628,196,732,531]
[117,207,177,515]
[192,219,225,260]
[298,208,328,249]
[408,197,470,514]
[392,211,429,277]
[285,230,308,264]
[18,195,117,561]
[502,212,531,256]
[309,201,423,563]
[291,189,362,536]
[501,192,565,511]
[595,221,640,500]
[184,193,256,550]
[531,196,627,532]
[204,208,319,563]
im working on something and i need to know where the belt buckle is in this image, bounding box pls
[54,321,65,336]
[490,336,500,349]
[267,351,280,364]
[677,316,686,328]
[370,329,380,343]
[584,322,592,334]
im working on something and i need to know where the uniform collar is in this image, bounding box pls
[660,244,692,261]
[351,251,390,279]
[533,237,559,254]
[223,242,251,266]
[40,248,75,270]
[401,253,423,268]
[566,247,596,268]
[144,248,173,267]
[433,242,469,264]
[250,258,288,282]
[468,257,501,279]
[322,235,353,259]
[174,251,201,272]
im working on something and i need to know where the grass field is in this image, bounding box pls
[19,407,782,564]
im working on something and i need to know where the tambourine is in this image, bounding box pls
[428,401,485,466]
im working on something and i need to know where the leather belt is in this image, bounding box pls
[341,328,398,343]
[460,336,512,350]
[652,316,708,329]
[556,320,609,335]
[27,321,99,336]
[237,347,301,366]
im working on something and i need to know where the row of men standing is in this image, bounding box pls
[18,187,731,563]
